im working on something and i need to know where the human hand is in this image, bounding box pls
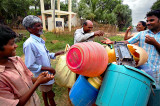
[41,67,56,75]
[127,26,132,31]
[36,71,54,85]
[101,37,113,44]
[145,35,157,45]
[55,50,65,56]
[94,30,104,36]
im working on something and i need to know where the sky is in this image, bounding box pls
[122,0,157,26]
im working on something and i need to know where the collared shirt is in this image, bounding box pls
[74,28,95,44]
[23,34,55,85]
[0,56,40,106]
[128,30,160,84]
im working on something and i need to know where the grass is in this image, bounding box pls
[15,30,124,106]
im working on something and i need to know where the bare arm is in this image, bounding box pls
[101,37,129,44]
[41,66,56,75]
[74,30,104,43]
[124,26,132,40]
[74,31,95,43]
[55,50,65,56]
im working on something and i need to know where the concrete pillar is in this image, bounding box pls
[68,0,71,12]
[68,0,72,32]
[57,0,60,18]
[40,0,46,30]
[51,0,55,30]
[51,0,53,9]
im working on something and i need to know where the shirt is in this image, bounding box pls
[23,34,55,85]
[74,28,95,44]
[0,56,40,106]
[128,30,160,84]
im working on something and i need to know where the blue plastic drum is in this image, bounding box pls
[69,75,99,106]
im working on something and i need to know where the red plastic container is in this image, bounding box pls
[66,42,108,77]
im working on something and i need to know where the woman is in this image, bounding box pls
[124,21,147,40]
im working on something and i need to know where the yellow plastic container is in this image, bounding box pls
[88,76,102,89]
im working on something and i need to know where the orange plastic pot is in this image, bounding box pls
[66,42,108,77]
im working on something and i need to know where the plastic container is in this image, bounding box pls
[147,88,160,106]
[66,42,108,77]
[69,75,99,106]
[96,64,155,106]
[88,76,102,89]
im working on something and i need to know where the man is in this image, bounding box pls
[22,15,64,106]
[74,20,104,44]
[101,9,160,85]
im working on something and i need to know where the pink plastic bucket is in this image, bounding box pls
[66,42,108,77]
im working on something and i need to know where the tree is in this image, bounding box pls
[0,0,31,26]
[77,0,101,21]
[77,0,132,30]
[151,0,160,10]
[113,4,132,30]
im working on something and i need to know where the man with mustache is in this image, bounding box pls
[74,20,104,44]
[101,9,160,86]
[22,15,64,106]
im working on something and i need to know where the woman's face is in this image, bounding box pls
[136,22,145,32]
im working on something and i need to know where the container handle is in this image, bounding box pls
[65,44,70,52]
[107,44,112,49]
[150,83,155,96]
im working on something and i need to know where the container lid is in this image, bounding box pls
[66,47,83,69]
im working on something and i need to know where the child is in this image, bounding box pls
[0,24,54,106]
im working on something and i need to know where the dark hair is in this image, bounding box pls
[146,9,160,19]
[83,21,88,26]
[0,24,17,51]
[139,21,147,30]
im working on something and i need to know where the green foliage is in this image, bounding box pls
[113,4,132,31]
[0,0,31,25]
[102,12,117,24]
[27,8,41,16]
[60,2,68,11]
[151,0,160,10]
[77,0,132,30]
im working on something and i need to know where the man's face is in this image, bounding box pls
[146,15,160,30]
[83,22,93,33]
[29,22,43,36]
